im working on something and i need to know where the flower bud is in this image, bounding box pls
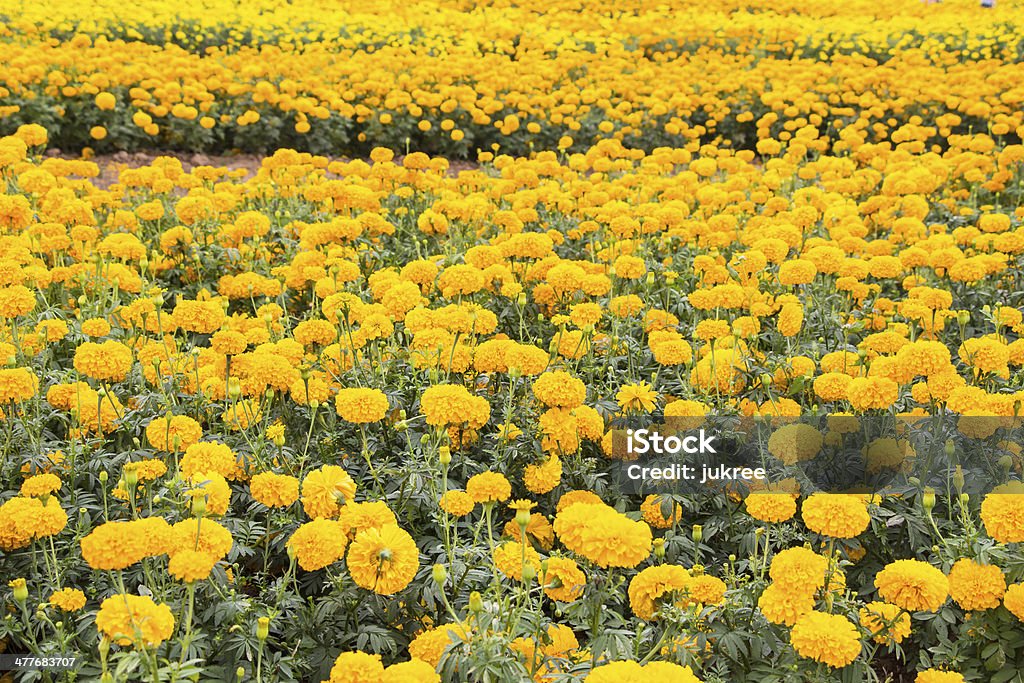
[431,564,447,586]
[922,488,935,513]
[521,562,537,582]
[957,310,970,326]
[945,440,956,458]
[469,591,483,613]
[515,508,531,528]
[999,455,1014,473]
[99,471,109,483]
[257,616,270,641]
[653,537,665,559]
[272,433,286,448]
[236,668,246,681]
[438,446,452,466]
[124,467,139,489]
[191,494,207,516]
[9,578,27,604]
[692,524,703,544]
[953,465,965,493]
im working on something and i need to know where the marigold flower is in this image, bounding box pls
[168,549,218,582]
[249,472,299,508]
[466,471,512,504]
[801,494,870,538]
[346,524,420,594]
[49,587,86,612]
[73,340,133,382]
[334,387,389,423]
[947,558,1005,611]
[875,559,948,612]
[95,594,174,647]
[301,465,357,519]
[790,611,861,668]
[288,518,349,571]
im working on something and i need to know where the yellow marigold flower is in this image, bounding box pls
[542,556,586,602]
[334,387,389,423]
[744,492,796,523]
[420,384,490,428]
[466,471,512,504]
[640,494,682,529]
[73,340,133,382]
[181,441,241,480]
[524,455,562,495]
[168,549,218,583]
[20,473,61,498]
[170,518,233,561]
[915,671,964,683]
[567,505,652,569]
[338,501,398,536]
[382,659,440,683]
[188,471,231,516]
[0,367,39,403]
[287,518,348,571]
[0,285,36,318]
[532,370,586,408]
[981,491,1024,543]
[777,302,804,337]
[790,611,861,668]
[846,376,899,412]
[689,574,726,605]
[95,594,174,647]
[173,299,226,334]
[301,465,357,519]
[859,601,911,645]
[778,259,817,286]
[249,472,299,508]
[585,660,701,682]
[493,540,541,581]
[80,517,173,570]
[801,494,870,538]
[408,623,468,668]
[346,524,420,595]
[875,559,948,612]
[947,558,1005,611]
[81,317,111,337]
[766,424,822,465]
[758,583,814,626]
[1003,583,1024,622]
[210,330,248,355]
[439,490,475,517]
[616,382,658,414]
[146,414,203,452]
[769,547,829,593]
[49,587,86,612]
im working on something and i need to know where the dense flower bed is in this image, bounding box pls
[1,117,1024,681]
[0,0,1022,155]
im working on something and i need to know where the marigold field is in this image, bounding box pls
[3,1,1024,682]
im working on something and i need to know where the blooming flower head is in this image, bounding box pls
[875,559,948,612]
[49,587,86,612]
[334,387,390,423]
[301,465,357,519]
[616,382,658,414]
[346,524,419,594]
[287,519,348,571]
[95,594,175,647]
[790,611,861,668]
[466,471,511,504]
[801,494,871,538]
[947,558,1005,611]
